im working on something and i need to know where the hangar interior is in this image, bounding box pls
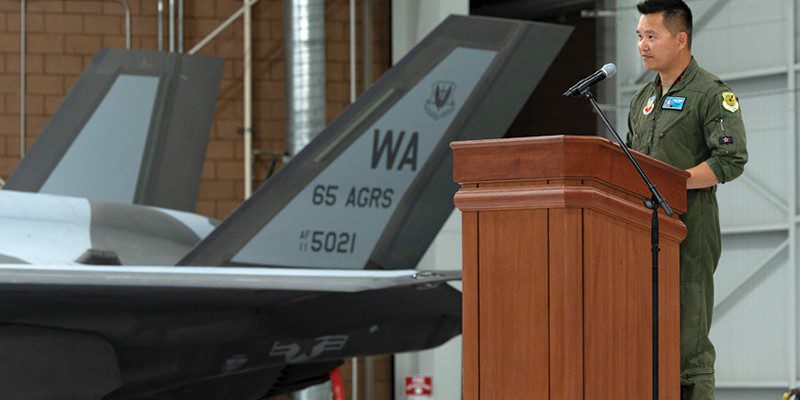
[0,0,793,399]
[404,1,798,400]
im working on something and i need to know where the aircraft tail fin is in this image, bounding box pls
[4,48,224,212]
[178,16,572,269]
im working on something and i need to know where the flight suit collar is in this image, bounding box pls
[651,57,699,95]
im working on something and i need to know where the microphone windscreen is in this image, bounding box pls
[602,63,617,78]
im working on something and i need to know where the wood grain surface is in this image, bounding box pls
[548,208,584,399]
[452,135,690,214]
[455,136,684,400]
[583,209,654,399]
[462,210,480,400]
[478,210,550,400]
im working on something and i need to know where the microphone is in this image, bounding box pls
[563,63,617,97]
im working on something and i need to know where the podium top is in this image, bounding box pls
[451,135,690,214]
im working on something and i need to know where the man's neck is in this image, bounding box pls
[658,54,692,88]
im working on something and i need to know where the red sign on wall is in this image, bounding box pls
[405,375,432,398]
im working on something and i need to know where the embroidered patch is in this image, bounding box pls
[662,96,686,110]
[643,95,656,115]
[722,91,739,113]
[719,135,734,145]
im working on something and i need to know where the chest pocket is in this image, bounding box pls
[657,109,694,140]
[655,108,709,168]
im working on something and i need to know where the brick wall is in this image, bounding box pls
[0,0,391,218]
[0,0,393,398]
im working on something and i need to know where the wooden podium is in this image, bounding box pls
[452,136,689,400]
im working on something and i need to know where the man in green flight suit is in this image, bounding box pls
[626,1,748,399]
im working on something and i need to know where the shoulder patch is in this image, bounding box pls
[722,91,739,113]
[643,95,656,115]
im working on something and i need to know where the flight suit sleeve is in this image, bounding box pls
[701,86,748,184]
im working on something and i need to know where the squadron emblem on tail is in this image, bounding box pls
[424,81,456,120]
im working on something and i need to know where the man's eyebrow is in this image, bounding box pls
[636,29,656,35]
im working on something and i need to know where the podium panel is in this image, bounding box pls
[478,209,549,399]
[454,136,687,400]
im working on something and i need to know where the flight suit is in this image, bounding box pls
[626,57,748,400]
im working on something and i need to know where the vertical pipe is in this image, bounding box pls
[243,0,253,198]
[178,0,184,53]
[169,0,175,52]
[365,356,375,400]
[361,5,373,397]
[158,0,164,51]
[19,0,25,158]
[351,357,358,400]
[349,0,357,103]
[119,0,131,49]
[788,0,798,388]
[284,1,332,392]
[361,0,373,89]
[348,2,358,395]
[284,0,326,158]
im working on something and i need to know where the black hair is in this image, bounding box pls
[637,0,693,47]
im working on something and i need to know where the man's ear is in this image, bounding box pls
[677,32,688,49]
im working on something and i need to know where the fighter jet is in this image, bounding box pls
[0,16,570,399]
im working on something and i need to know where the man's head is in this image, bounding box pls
[636,0,693,72]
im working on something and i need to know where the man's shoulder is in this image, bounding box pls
[692,65,731,96]
[692,64,742,115]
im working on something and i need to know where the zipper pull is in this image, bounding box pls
[718,118,725,132]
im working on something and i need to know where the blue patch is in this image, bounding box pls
[662,96,686,110]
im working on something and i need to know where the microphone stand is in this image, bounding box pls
[578,88,673,400]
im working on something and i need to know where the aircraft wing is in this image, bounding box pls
[0,264,459,292]
[0,265,461,399]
